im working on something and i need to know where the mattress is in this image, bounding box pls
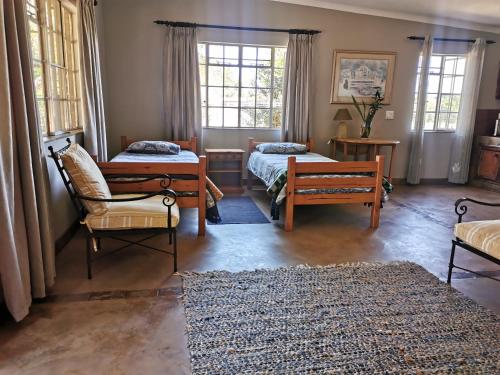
[108,150,223,222]
[247,151,377,205]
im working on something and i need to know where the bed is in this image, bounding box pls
[97,136,220,236]
[246,137,385,231]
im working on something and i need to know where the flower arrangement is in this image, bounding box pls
[351,90,384,138]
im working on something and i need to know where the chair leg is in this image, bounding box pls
[447,241,456,284]
[172,230,177,273]
[86,236,93,280]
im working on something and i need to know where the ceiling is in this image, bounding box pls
[271,0,500,34]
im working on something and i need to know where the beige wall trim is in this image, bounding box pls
[392,178,451,185]
[470,179,500,193]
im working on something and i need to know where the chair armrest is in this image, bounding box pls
[77,189,177,206]
[455,197,500,223]
[104,174,172,188]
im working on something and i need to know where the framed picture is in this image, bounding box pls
[330,50,396,104]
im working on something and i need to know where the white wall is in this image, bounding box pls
[99,0,500,179]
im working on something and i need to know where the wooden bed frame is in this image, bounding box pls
[247,137,384,231]
[97,136,206,236]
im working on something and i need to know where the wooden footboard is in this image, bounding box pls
[97,156,207,236]
[285,155,384,231]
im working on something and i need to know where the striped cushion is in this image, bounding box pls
[454,220,500,260]
[85,194,179,230]
[60,144,111,215]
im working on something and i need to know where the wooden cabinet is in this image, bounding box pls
[205,149,245,193]
[478,147,500,181]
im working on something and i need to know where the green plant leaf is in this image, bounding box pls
[351,95,365,121]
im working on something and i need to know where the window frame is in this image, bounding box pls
[28,0,83,137]
[198,42,286,129]
[411,53,466,133]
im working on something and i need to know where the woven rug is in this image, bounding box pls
[182,262,499,374]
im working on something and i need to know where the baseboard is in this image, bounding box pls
[392,178,451,186]
[55,220,80,254]
[470,178,500,193]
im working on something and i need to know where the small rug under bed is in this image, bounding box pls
[208,196,270,225]
[182,262,499,374]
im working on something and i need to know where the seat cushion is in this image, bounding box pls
[454,220,500,260]
[60,144,111,215]
[85,194,180,230]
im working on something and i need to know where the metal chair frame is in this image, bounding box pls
[447,197,500,284]
[48,139,178,279]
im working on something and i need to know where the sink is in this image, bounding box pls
[479,136,500,147]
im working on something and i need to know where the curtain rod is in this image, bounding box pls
[407,36,495,44]
[153,20,321,35]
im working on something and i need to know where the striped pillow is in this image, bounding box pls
[126,141,180,155]
[60,144,111,215]
[256,142,307,154]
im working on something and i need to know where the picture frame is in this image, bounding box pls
[330,50,396,104]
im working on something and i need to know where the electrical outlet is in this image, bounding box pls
[385,110,394,120]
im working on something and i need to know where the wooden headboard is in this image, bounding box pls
[120,136,198,154]
[247,137,314,154]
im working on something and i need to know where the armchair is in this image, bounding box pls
[447,197,500,283]
[49,139,179,279]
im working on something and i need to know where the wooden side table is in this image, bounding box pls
[329,138,400,182]
[205,149,245,193]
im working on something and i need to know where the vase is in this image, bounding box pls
[360,122,371,138]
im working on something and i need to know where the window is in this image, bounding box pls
[27,0,82,136]
[411,54,466,131]
[198,43,287,128]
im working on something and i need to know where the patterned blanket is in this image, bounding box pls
[110,151,223,223]
[247,151,391,206]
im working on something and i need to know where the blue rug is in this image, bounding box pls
[208,196,270,225]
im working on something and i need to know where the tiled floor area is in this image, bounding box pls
[1,184,499,374]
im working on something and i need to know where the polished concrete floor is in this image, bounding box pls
[1,184,499,374]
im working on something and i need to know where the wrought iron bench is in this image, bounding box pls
[49,139,179,279]
[447,197,500,283]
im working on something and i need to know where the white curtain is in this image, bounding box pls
[407,36,433,184]
[163,25,201,149]
[281,33,314,143]
[0,0,55,321]
[79,0,107,161]
[448,39,486,184]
